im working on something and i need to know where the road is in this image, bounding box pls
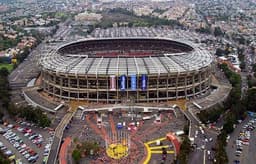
[8,42,44,108]
[226,117,256,164]
[9,44,42,88]
[188,127,218,164]
[8,19,72,105]
[183,107,219,164]
[47,110,75,164]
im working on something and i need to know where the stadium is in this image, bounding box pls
[39,37,213,103]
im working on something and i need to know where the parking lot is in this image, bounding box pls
[0,120,54,164]
[226,117,256,164]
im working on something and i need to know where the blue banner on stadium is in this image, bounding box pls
[141,74,147,90]
[120,75,126,91]
[131,75,137,91]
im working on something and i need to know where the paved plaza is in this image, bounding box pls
[63,106,186,164]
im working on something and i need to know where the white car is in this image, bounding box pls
[7,124,14,128]
[4,150,13,156]
[17,127,24,132]
[21,144,26,148]
[43,152,49,156]
[45,144,51,149]
[22,151,27,155]
[19,149,25,153]
[24,153,30,159]
[14,143,19,148]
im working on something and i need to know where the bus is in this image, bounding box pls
[175,130,185,136]
[54,103,64,111]
[78,106,85,110]
[142,116,152,120]
[193,102,202,110]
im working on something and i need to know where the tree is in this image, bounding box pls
[7,103,19,116]
[215,48,225,56]
[0,151,11,164]
[8,106,51,127]
[0,67,10,108]
[81,141,100,156]
[183,123,189,135]
[0,67,9,77]
[214,27,224,37]
[38,114,51,127]
[197,107,225,124]
[222,113,235,134]
[0,34,20,51]
[195,27,211,34]
[128,22,133,27]
[236,36,246,45]
[16,46,30,64]
[246,88,256,112]
[213,63,245,164]
[252,63,256,72]
[176,136,191,164]
[72,149,81,164]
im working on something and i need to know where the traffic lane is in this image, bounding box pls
[188,149,204,164]
[226,118,250,164]
[9,43,43,82]
[47,136,60,164]
[9,60,40,85]
[245,127,256,164]
[204,129,218,164]
[191,125,217,164]
[188,127,205,164]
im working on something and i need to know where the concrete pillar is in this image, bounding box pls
[47,73,50,93]
[97,77,99,103]
[137,75,139,103]
[175,75,179,100]
[208,69,211,88]
[166,74,169,100]
[192,74,195,97]
[157,76,159,103]
[53,75,56,95]
[199,72,202,92]
[107,76,109,103]
[42,71,46,91]
[147,76,149,103]
[77,78,79,100]
[116,75,119,103]
[60,77,63,97]
[185,75,187,98]
[86,75,89,99]
[68,77,70,99]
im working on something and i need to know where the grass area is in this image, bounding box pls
[0,63,13,72]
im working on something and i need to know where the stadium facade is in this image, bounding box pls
[39,37,213,103]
